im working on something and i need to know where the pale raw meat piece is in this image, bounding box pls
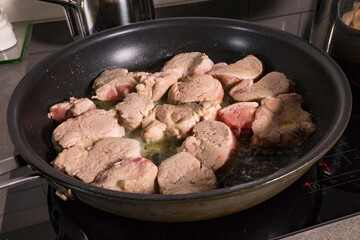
[217,102,259,138]
[52,145,88,177]
[135,71,179,101]
[53,137,141,183]
[136,52,213,101]
[141,120,167,143]
[168,74,224,104]
[52,109,125,151]
[115,93,155,130]
[48,97,96,123]
[207,55,263,89]
[161,52,214,77]
[141,101,221,142]
[229,72,292,102]
[251,93,316,148]
[157,152,217,194]
[93,157,158,194]
[178,120,238,171]
[92,68,149,101]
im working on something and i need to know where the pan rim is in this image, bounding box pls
[7,17,352,201]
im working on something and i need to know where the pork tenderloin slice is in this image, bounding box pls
[141,120,167,142]
[157,152,217,194]
[191,120,237,147]
[207,55,264,89]
[193,100,221,121]
[53,137,141,183]
[52,145,88,177]
[128,71,151,81]
[217,102,259,138]
[251,93,316,148]
[229,72,292,102]
[141,101,221,142]
[179,120,238,171]
[135,71,179,101]
[93,157,158,194]
[161,52,214,78]
[167,74,224,104]
[92,68,147,101]
[115,93,155,130]
[52,109,125,151]
[48,97,96,123]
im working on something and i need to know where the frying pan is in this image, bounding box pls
[3,17,352,222]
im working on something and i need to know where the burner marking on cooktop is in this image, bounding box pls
[322,146,358,165]
[332,158,342,167]
[319,169,360,181]
[338,140,351,148]
[305,169,360,193]
[321,177,360,191]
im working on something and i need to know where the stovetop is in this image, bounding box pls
[1,16,359,239]
[46,84,360,240]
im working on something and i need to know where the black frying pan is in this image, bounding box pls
[5,17,352,222]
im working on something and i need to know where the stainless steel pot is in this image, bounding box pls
[40,0,154,38]
[311,0,360,86]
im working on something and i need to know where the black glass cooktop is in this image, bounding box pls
[45,84,360,240]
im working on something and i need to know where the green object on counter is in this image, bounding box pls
[0,22,30,65]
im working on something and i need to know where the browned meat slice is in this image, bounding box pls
[141,101,220,142]
[229,72,292,102]
[168,74,224,104]
[48,97,96,123]
[342,10,355,26]
[217,102,259,138]
[355,2,360,29]
[135,71,179,101]
[207,55,263,89]
[53,137,141,183]
[92,68,149,101]
[342,2,360,29]
[251,93,316,148]
[161,52,214,77]
[178,120,238,171]
[157,152,217,194]
[115,93,155,130]
[93,157,158,194]
[52,109,125,151]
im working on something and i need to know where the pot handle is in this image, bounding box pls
[39,0,88,39]
[0,155,42,190]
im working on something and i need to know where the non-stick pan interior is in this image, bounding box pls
[8,18,351,198]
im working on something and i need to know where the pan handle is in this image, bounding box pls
[0,155,42,190]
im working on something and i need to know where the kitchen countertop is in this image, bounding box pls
[0,19,360,240]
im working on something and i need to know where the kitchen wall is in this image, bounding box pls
[155,0,317,39]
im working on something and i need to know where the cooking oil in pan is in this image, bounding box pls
[127,125,303,188]
[125,128,183,166]
[218,141,303,188]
